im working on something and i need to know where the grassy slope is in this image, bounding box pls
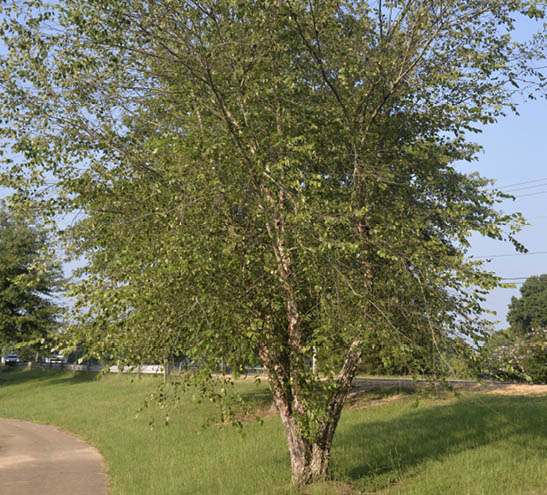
[0,368,545,495]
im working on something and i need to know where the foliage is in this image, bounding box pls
[486,327,547,383]
[507,274,547,337]
[486,274,547,383]
[0,205,63,352]
[358,334,474,378]
[1,0,546,485]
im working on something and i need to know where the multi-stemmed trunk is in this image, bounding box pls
[260,162,366,485]
[283,416,333,485]
[260,338,362,486]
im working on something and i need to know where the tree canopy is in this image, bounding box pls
[485,274,547,384]
[0,206,63,352]
[1,0,545,485]
[507,274,547,337]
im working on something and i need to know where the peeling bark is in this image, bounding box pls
[259,334,363,486]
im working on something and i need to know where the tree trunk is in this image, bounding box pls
[259,335,363,486]
[279,403,343,485]
[275,399,333,485]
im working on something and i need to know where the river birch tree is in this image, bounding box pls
[1,0,545,485]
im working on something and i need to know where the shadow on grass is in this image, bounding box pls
[236,383,417,415]
[331,394,546,489]
[0,367,100,387]
[239,386,273,410]
[346,385,417,408]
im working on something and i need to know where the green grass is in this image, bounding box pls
[0,368,545,495]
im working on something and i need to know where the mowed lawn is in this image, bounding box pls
[0,368,545,495]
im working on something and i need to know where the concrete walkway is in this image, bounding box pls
[0,418,108,495]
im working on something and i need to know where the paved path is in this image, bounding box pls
[0,418,108,495]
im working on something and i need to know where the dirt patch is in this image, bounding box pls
[344,379,546,410]
[346,392,410,410]
[353,378,547,396]
[462,382,547,396]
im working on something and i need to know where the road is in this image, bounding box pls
[0,418,107,495]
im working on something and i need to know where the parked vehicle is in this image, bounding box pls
[3,354,20,366]
[43,353,65,365]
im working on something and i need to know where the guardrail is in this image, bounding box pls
[2,361,264,377]
[46,363,165,374]
[1,361,167,374]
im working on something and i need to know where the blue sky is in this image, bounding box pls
[452,12,547,329]
[462,97,547,328]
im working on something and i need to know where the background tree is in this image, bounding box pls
[485,274,547,383]
[0,205,63,355]
[1,0,545,486]
[485,327,546,383]
[507,274,547,337]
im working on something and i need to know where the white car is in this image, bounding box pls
[3,354,20,366]
[44,354,65,365]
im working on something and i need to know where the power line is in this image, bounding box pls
[500,183,547,193]
[475,251,547,259]
[514,190,547,198]
[498,177,547,190]
[499,275,546,281]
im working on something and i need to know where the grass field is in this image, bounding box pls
[0,368,545,494]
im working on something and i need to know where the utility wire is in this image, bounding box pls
[475,251,547,259]
[500,183,547,193]
[514,190,547,198]
[496,189,547,199]
[489,176,547,198]
[498,177,547,190]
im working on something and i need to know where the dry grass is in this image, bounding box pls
[352,377,547,396]
[467,382,547,396]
